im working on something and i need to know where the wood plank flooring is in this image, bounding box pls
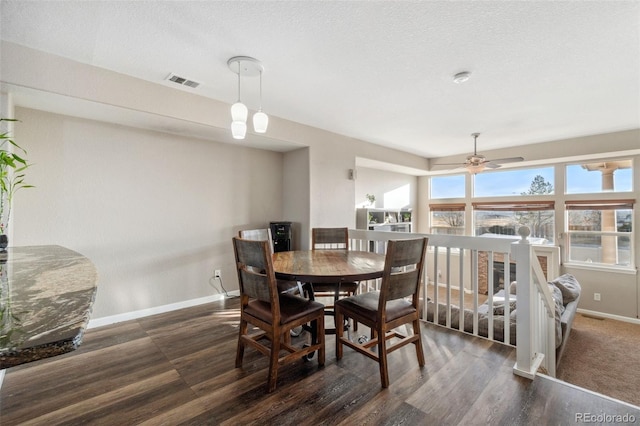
[1,298,639,425]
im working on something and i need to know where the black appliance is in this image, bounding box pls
[270,221,292,252]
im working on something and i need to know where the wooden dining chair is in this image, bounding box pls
[233,237,325,392]
[335,237,428,388]
[238,228,299,294]
[310,227,360,332]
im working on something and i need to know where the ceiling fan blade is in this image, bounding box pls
[433,162,466,167]
[487,157,524,164]
[485,162,501,169]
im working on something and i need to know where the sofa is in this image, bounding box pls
[426,273,582,366]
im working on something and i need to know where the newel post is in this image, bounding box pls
[512,226,538,379]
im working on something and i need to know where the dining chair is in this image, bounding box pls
[335,237,428,388]
[238,228,300,294]
[239,228,307,338]
[310,227,360,333]
[233,237,325,392]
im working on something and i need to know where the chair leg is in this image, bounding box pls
[378,326,390,388]
[267,330,281,393]
[317,316,325,366]
[235,319,248,368]
[351,293,358,332]
[335,307,344,360]
[413,319,426,366]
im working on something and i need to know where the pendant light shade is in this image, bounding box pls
[253,110,268,133]
[231,101,248,122]
[231,120,247,139]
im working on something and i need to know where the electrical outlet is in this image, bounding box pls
[214,269,221,279]
[594,292,601,301]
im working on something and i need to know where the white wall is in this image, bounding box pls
[12,108,284,319]
[354,167,417,210]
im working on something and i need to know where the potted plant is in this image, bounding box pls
[0,118,33,251]
[365,193,376,207]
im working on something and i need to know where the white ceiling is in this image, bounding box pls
[1,1,639,158]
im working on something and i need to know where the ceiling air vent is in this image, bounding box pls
[165,73,200,89]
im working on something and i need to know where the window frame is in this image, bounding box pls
[564,199,635,269]
[426,158,636,272]
[472,201,555,244]
[429,203,466,236]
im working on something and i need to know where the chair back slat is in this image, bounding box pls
[386,269,421,301]
[381,238,428,304]
[239,228,274,253]
[233,237,277,304]
[388,238,426,268]
[312,227,349,250]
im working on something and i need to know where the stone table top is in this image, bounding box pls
[0,245,98,369]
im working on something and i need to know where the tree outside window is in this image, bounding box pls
[514,175,554,241]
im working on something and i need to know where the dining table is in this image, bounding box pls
[272,249,386,338]
[272,249,386,285]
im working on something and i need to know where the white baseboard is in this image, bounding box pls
[87,290,240,329]
[577,308,640,325]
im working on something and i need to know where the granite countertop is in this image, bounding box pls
[0,245,98,369]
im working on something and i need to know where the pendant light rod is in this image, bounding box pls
[236,59,242,102]
[258,69,263,110]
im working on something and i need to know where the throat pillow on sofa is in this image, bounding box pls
[550,273,582,304]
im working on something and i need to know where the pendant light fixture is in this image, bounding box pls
[253,68,268,133]
[230,61,248,139]
[227,56,269,139]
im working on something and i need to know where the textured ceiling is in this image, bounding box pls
[1,1,639,158]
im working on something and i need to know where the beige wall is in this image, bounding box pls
[564,267,637,318]
[12,108,284,319]
[283,147,310,250]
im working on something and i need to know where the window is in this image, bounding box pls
[474,167,554,197]
[473,201,555,244]
[430,174,465,199]
[565,200,634,267]
[566,160,633,194]
[430,203,465,235]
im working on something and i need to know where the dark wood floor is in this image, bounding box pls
[1,298,638,425]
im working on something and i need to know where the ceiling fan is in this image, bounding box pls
[438,133,524,173]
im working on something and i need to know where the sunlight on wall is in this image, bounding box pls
[383,184,411,208]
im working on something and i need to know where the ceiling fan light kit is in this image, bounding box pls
[227,56,269,139]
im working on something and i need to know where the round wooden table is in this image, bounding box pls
[272,250,385,284]
[273,249,385,338]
